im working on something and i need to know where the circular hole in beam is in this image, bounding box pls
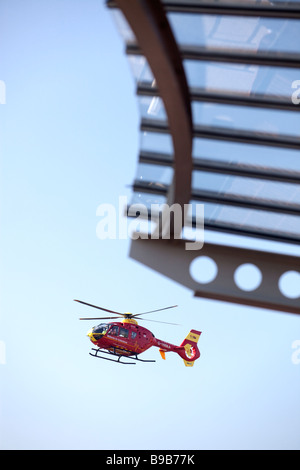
[190,256,218,284]
[234,263,262,292]
[279,271,300,299]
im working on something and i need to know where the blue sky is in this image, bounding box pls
[0,0,300,450]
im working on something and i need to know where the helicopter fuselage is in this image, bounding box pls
[86,319,201,365]
[88,320,169,355]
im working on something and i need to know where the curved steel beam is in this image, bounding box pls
[115,0,193,236]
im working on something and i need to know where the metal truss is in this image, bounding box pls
[130,237,300,315]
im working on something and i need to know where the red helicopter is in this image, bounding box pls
[76,300,201,366]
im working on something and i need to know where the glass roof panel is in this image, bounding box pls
[192,171,300,206]
[130,192,167,211]
[127,55,154,84]
[139,96,167,121]
[167,13,300,54]
[184,60,300,99]
[140,131,173,155]
[135,163,174,187]
[192,138,300,174]
[189,200,300,239]
[162,0,300,5]
[193,0,300,3]
[192,102,300,138]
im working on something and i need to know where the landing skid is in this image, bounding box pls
[89,348,156,365]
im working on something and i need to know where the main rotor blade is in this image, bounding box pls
[138,318,180,326]
[74,300,123,315]
[79,316,124,321]
[133,305,178,317]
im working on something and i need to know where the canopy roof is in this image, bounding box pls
[107,0,300,314]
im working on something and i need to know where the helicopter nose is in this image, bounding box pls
[87,329,95,342]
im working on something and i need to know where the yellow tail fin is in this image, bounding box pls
[180,330,201,367]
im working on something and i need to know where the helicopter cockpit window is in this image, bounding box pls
[108,325,119,336]
[119,327,129,338]
[93,324,108,336]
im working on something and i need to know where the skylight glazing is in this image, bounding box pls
[183,60,300,101]
[191,101,300,137]
[192,200,300,242]
[192,138,300,177]
[108,1,300,248]
[167,13,300,54]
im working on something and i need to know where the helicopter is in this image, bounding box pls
[76,300,201,366]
